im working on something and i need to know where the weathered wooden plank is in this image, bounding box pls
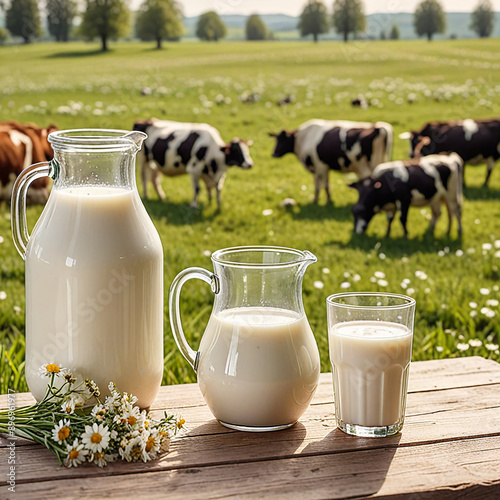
[1,382,499,485]
[6,436,500,500]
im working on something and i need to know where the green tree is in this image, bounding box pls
[298,1,329,43]
[332,0,366,42]
[5,0,41,44]
[136,0,184,49]
[80,0,130,51]
[414,0,446,41]
[389,23,400,39]
[245,14,267,41]
[0,27,8,45]
[195,11,227,41]
[470,0,495,38]
[47,0,77,42]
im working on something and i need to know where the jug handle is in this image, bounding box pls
[11,161,52,260]
[169,267,220,372]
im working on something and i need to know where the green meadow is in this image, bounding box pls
[1,39,500,393]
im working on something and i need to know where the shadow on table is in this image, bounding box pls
[300,430,401,497]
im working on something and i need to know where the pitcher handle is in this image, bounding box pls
[168,267,220,372]
[11,161,53,260]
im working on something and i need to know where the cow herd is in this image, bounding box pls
[1,116,500,238]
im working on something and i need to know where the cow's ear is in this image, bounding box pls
[374,181,382,189]
[268,132,277,138]
[286,130,296,138]
[245,139,254,147]
[348,181,361,190]
[420,136,431,146]
[221,144,231,155]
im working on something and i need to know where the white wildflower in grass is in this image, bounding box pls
[457,343,469,352]
[468,339,483,348]
[0,366,183,468]
[482,243,493,251]
[313,281,324,289]
[455,249,464,257]
[378,253,386,260]
[444,329,456,337]
[340,282,351,289]
[322,268,331,274]
[415,270,428,280]
[202,250,211,257]
[474,219,481,225]
[352,274,361,282]
[377,279,388,287]
[262,209,273,216]
[480,288,491,296]
[470,310,478,318]
[480,307,496,318]
[0,291,7,300]
[374,271,385,279]
[469,302,478,309]
[407,288,415,295]
[486,343,499,351]
[65,439,88,467]
[424,288,431,294]
[401,257,409,263]
[467,248,475,254]
[13,305,21,314]
[400,281,408,289]
[495,251,500,258]
[370,277,377,283]
[52,419,71,445]
[0,236,3,244]
[343,271,350,278]
[486,299,499,307]
[436,346,444,352]
[438,250,445,257]
[495,240,500,249]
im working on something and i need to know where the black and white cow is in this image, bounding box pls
[133,118,253,208]
[349,153,463,238]
[399,118,500,186]
[269,119,393,203]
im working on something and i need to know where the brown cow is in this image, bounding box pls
[0,121,57,204]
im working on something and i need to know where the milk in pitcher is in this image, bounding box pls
[25,186,163,408]
[197,307,320,428]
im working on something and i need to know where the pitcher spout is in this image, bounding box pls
[122,130,147,150]
[300,250,318,271]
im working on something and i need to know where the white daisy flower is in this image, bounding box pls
[378,253,386,260]
[374,271,385,279]
[468,339,482,348]
[313,281,324,289]
[262,209,273,216]
[82,423,111,453]
[352,274,361,282]
[457,343,469,352]
[480,288,491,295]
[486,343,499,351]
[52,419,71,444]
[61,398,76,415]
[340,282,351,289]
[407,288,415,295]
[455,249,463,257]
[377,279,388,287]
[322,267,331,275]
[65,439,88,467]
[0,291,6,300]
[469,302,478,308]
[486,299,499,307]
[482,243,493,251]
[88,451,108,467]
[415,270,428,280]
[38,363,66,378]
[91,405,108,422]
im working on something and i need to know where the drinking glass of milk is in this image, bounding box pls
[11,129,164,409]
[327,292,416,438]
[169,246,321,432]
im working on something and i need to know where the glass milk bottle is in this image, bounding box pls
[11,129,164,408]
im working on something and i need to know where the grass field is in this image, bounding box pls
[1,39,500,394]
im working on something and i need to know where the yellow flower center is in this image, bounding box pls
[68,450,79,460]
[46,364,60,373]
[58,427,70,441]
[145,436,155,452]
[177,419,185,429]
[90,433,102,444]
[127,416,137,425]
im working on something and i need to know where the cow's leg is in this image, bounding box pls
[399,203,411,238]
[429,201,442,234]
[215,173,226,209]
[325,174,332,204]
[313,174,320,203]
[385,212,395,238]
[484,157,495,187]
[445,199,462,237]
[151,168,166,201]
[190,175,201,208]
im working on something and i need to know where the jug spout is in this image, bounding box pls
[300,250,318,271]
[122,130,147,149]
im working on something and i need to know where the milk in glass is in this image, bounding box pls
[329,320,412,427]
[197,307,320,427]
[25,186,163,408]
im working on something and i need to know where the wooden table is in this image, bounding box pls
[1,356,500,499]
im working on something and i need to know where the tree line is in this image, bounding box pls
[0,0,496,51]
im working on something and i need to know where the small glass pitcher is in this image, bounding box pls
[169,246,320,431]
[11,129,164,408]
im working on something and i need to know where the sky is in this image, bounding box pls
[169,0,500,17]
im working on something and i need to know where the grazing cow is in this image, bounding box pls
[399,118,500,186]
[0,121,57,204]
[269,119,393,203]
[349,153,463,238]
[133,119,254,208]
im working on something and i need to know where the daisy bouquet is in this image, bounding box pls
[0,363,184,467]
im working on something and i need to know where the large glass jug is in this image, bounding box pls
[169,246,321,431]
[11,129,163,408]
